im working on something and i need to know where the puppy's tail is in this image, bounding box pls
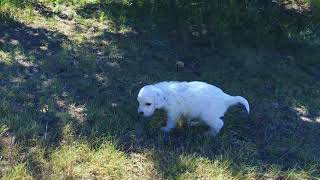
[228,96,250,114]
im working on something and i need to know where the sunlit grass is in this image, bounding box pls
[174,155,234,179]
[2,163,32,180]
[0,0,319,179]
[0,51,12,65]
[50,142,129,178]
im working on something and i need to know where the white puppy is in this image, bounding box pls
[137,81,249,135]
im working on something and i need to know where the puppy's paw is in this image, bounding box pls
[204,130,218,137]
[161,127,171,133]
[187,121,200,127]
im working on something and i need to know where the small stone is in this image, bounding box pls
[271,102,279,109]
[286,55,294,61]
[40,105,49,113]
[175,61,185,70]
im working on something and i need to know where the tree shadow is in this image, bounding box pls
[76,0,320,49]
[33,2,73,20]
[1,4,320,178]
[0,18,88,149]
[0,19,66,59]
[81,27,320,178]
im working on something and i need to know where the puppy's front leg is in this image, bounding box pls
[161,111,178,133]
[187,118,200,127]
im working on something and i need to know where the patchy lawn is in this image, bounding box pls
[0,1,319,179]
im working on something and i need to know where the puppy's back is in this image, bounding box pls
[187,81,225,95]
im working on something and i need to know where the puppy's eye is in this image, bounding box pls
[146,103,151,106]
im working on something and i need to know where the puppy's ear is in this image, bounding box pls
[154,88,166,109]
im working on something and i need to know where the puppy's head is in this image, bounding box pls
[137,85,166,117]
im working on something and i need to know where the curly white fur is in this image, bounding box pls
[137,81,249,135]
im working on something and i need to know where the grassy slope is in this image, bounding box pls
[0,1,320,179]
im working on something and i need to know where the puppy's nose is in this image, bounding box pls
[139,111,144,115]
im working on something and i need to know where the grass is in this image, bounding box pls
[0,0,320,179]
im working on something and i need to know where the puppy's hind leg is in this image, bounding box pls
[187,117,199,127]
[204,116,224,136]
[161,111,178,133]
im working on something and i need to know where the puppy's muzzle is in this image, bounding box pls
[138,110,144,116]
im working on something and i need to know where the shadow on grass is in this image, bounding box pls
[0,18,75,146]
[76,0,320,48]
[33,2,73,20]
[0,8,320,178]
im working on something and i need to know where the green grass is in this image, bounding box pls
[0,1,320,179]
